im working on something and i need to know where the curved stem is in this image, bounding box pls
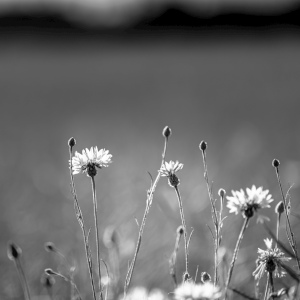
[91,176,103,300]
[174,186,189,277]
[15,259,31,300]
[225,217,249,299]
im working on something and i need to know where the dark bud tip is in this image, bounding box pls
[162,126,172,139]
[176,225,184,235]
[199,141,207,152]
[275,201,285,214]
[201,272,211,283]
[272,159,280,168]
[44,242,57,253]
[7,242,22,261]
[218,188,226,198]
[68,137,76,148]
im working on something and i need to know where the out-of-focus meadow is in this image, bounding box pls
[1,1,300,299]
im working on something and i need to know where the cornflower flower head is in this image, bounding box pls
[253,238,291,281]
[174,282,221,300]
[159,160,183,187]
[226,185,273,218]
[70,146,112,177]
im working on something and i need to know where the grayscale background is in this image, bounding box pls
[1,0,300,299]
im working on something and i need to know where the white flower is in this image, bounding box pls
[70,147,112,177]
[253,238,291,281]
[159,160,183,187]
[174,282,221,300]
[226,185,273,218]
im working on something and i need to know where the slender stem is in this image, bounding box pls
[276,213,281,248]
[225,217,249,299]
[275,167,300,272]
[169,230,182,287]
[91,176,103,300]
[263,273,270,300]
[201,149,219,285]
[269,272,274,300]
[123,136,168,297]
[69,147,97,300]
[174,186,189,277]
[15,259,31,300]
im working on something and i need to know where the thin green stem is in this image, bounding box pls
[269,272,274,300]
[15,259,31,300]
[275,167,300,272]
[225,217,249,299]
[69,146,97,300]
[123,135,168,298]
[276,213,281,248]
[174,186,189,277]
[91,176,103,300]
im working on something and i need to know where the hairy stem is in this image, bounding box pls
[91,176,103,300]
[225,217,249,299]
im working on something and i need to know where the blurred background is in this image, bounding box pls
[1,0,300,299]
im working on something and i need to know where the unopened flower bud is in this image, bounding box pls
[272,159,280,168]
[275,201,284,215]
[182,272,191,282]
[201,272,211,283]
[218,188,226,198]
[68,137,76,148]
[199,141,207,152]
[45,268,57,276]
[162,126,172,139]
[177,225,184,235]
[45,242,58,253]
[41,274,56,288]
[7,242,22,261]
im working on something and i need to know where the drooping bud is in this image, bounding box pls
[177,225,184,236]
[272,159,280,168]
[44,242,57,253]
[162,126,172,139]
[275,201,285,215]
[45,268,57,276]
[201,272,211,283]
[7,242,22,261]
[218,188,226,198]
[199,141,207,152]
[68,137,76,148]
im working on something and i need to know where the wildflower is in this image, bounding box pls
[226,185,273,218]
[159,160,183,187]
[174,282,221,300]
[70,146,112,177]
[253,238,291,281]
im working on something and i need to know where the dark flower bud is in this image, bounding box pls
[201,272,211,283]
[44,242,57,253]
[45,268,57,276]
[182,272,191,282]
[41,274,56,288]
[68,137,76,148]
[275,201,284,214]
[162,126,172,139]
[272,159,280,168]
[7,242,22,261]
[168,174,180,188]
[177,225,184,235]
[218,188,226,198]
[199,141,207,152]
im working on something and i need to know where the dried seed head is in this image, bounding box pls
[162,126,172,139]
[177,225,184,235]
[275,201,285,215]
[199,141,207,152]
[201,272,211,283]
[7,242,22,261]
[68,137,76,148]
[272,159,280,168]
[218,188,226,198]
[44,242,57,253]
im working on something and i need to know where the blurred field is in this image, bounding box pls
[1,11,300,299]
